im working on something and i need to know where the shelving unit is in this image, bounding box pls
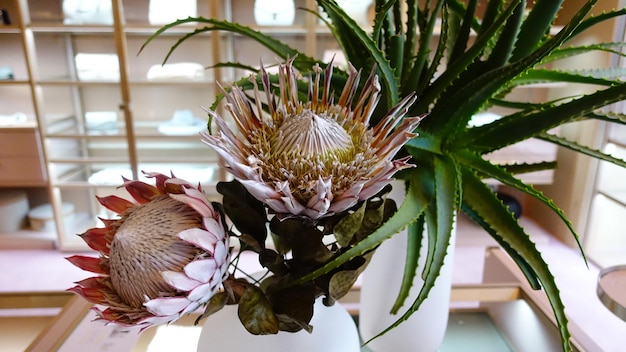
[0,0,222,250]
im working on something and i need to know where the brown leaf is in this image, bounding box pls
[238,285,279,335]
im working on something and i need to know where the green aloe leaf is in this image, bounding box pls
[511,69,625,87]
[317,0,399,108]
[510,0,565,61]
[454,149,586,262]
[416,0,520,130]
[484,0,525,69]
[569,8,626,39]
[448,0,478,65]
[538,132,626,168]
[500,161,558,175]
[582,111,626,124]
[541,42,626,65]
[468,83,626,152]
[390,215,424,313]
[141,17,318,68]
[461,168,571,351]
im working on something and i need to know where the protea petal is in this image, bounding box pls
[96,195,135,215]
[183,259,218,283]
[66,255,106,274]
[67,285,107,305]
[121,178,160,204]
[79,228,112,254]
[162,271,202,291]
[178,228,219,252]
[144,297,191,316]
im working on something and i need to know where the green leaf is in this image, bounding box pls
[415,0,521,129]
[460,168,571,351]
[500,161,558,175]
[484,0,525,69]
[448,0,478,65]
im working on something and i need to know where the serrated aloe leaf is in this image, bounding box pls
[484,0,525,69]
[448,0,478,64]
[416,0,520,128]
[454,149,586,263]
[460,168,571,351]
[403,0,418,67]
[445,0,482,33]
[364,156,458,345]
[289,169,429,286]
[142,17,317,69]
[569,8,626,39]
[317,0,399,109]
[428,0,599,136]
[510,0,565,61]
[539,132,626,168]
[500,161,558,175]
[390,216,424,314]
[468,83,626,152]
[477,0,504,37]
[511,69,624,87]
[404,0,444,98]
[541,43,626,65]
[583,111,626,124]
[461,204,540,289]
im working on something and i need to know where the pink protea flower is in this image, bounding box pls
[202,59,421,219]
[66,172,230,330]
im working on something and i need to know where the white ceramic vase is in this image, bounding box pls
[359,181,456,352]
[197,297,360,352]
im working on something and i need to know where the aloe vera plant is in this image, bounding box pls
[144,0,626,350]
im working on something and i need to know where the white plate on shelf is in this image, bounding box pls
[0,112,27,126]
[158,110,207,136]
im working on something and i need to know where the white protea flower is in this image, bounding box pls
[66,172,230,330]
[202,59,421,219]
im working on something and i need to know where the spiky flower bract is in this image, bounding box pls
[202,59,421,219]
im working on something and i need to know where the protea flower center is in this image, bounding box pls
[272,110,353,160]
[109,195,201,308]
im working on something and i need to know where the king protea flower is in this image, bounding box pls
[66,172,230,330]
[202,59,421,219]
